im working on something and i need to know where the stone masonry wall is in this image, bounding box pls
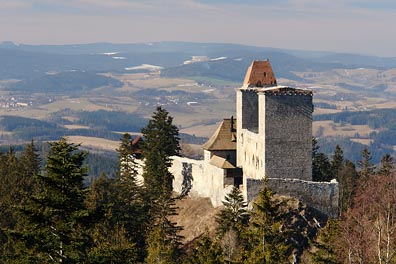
[246,178,339,218]
[137,156,338,217]
[264,93,313,181]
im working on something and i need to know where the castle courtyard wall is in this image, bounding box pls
[246,178,339,218]
[169,156,338,218]
[170,156,233,207]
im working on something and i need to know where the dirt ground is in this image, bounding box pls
[171,196,221,243]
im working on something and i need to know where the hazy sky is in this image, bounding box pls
[1,0,396,56]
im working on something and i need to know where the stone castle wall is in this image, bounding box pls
[237,90,313,182]
[168,156,339,218]
[246,178,339,218]
[170,156,233,207]
[264,93,313,181]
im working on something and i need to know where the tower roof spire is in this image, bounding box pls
[243,59,277,87]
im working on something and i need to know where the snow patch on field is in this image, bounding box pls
[124,64,163,71]
[101,52,120,55]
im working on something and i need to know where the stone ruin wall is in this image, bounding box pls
[246,178,339,218]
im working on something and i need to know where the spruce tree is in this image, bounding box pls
[378,153,394,177]
[86,174,139,263]
[357,147,375,178]
[215,186,249,262]
[115,133,147,260]
[141,107,184,263]
[338,160,358,214]
[184,232,224,264]
[117,133,139,182]
[305,219,341,264]
[145,196,184,264]
[17,138,91,263]
[215,186,249,238]
[244,185,289,263]
[312,139,333,182]
[331,145,344,180]
[141,106,180,200]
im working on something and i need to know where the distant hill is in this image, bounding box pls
[8,71,123,93]
[3,41,396,82]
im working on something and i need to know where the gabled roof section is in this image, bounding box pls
[209,155,235,169]
[202,118,237,151]
[243,60,277,88]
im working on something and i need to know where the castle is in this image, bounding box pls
[170,60,339,217]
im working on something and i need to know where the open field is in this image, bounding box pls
[313,120,376,138]
[3,66,396,152]
[67,136,120,152]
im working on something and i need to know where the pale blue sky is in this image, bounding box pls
[1,0,396,56]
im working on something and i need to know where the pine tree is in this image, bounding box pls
[312,139,333,182]
[20,140,41,179]
[357,147,375,178]
[338,160,358,214]
[243,185,289,263]
[216,186,249,238]
[378,153,394,177]
[184,233,224,264]
[141,106,180,200]
[305,219,341,264]
[115,133,147,260]
[117,133,139,182]
[140,107,184,263]
[86,174,139,263]
[331,145,344,180]
[17,138,91,263]
[145,196,184,264]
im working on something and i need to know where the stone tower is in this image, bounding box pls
[236,60,313,198]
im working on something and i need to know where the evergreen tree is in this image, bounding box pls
[378,153,394,177]
[338,160,358,214]
[216,186,249,237]
[0,148,19,230]
[140,107,184,263]
[145,196,184,264]
[16,138,91,263]
[184,233,224,264]
[215,186,249,262]
[305,219,341,264]
[312,138,333,182]
[86,174,139,263]
[117,133,139,181]
[243,185,289,263]
[331,145,344,180]
[141,106,180,200]
[20,140,41,179]
[115,133,147,260]
[357,147,375,178]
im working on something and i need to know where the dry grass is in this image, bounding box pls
[350,138,373,145]
[63,124,90,129]
[66,136,120,152]
[313,120,375,137]
[171,196,221,243]
[180,123,220,138]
